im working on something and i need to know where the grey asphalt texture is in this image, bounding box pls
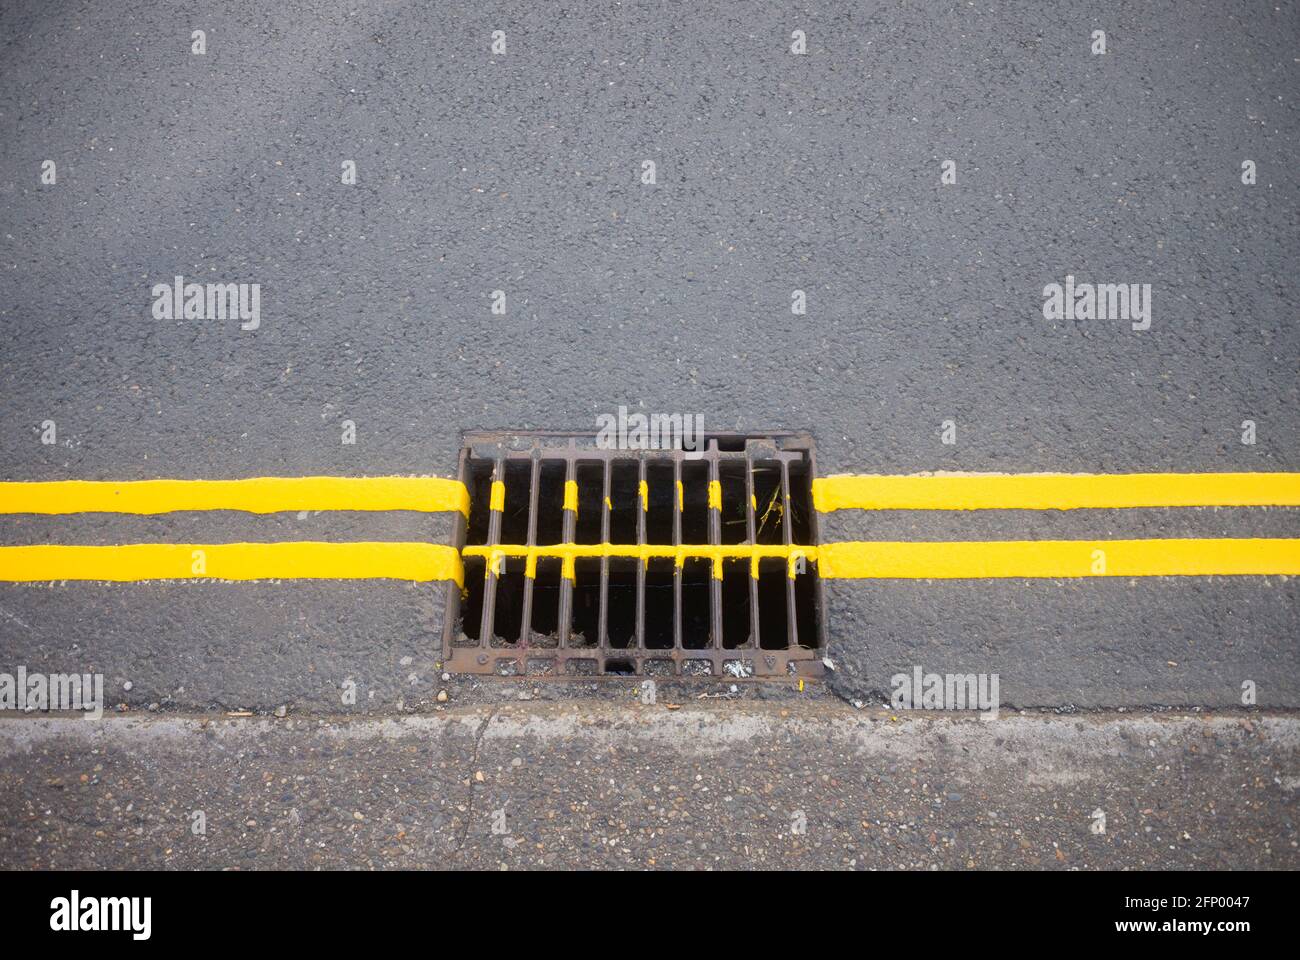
[2,704,1296,870]
[2,0,1300,712]
[0,0,1298,734]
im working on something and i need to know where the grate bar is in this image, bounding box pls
[598,457,611,658]
[672,455,683,656]
[478,457,505,645]
[636,456,647,657]
[707,444,723,654]
[557,446,576,647]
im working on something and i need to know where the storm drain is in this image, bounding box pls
[442,432,825,678]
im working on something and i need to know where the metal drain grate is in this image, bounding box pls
[442,432,825,678]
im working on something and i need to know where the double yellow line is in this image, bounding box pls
[0,472,1297,583]
[0,477,466,586]
[813,472,1300,578]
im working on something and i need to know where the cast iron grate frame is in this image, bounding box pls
[442,431,825,678]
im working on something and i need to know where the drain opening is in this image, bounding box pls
[609,461,638,543]
[753,462,787,545]
[645,462,674,544]
[464,461,493,547]
[535,460,565,545]
[571,558,601,647]
[680,460,709,544]
[644,559,675,649]
[721,559,751,649]
[530,558,561,647]
[575,462,604,545]
[501,460,532,544]
[443,432,824,678]
[606,559,637,648]
[757,560,788,650]
[681,559,712,650]
[719,460,748,545]
[459,556,486,642]
[492,564,526,644]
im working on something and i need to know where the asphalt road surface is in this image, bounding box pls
[0,1,1297,869]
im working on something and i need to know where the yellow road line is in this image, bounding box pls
[812,472,1300,512]
[818,539,1300,579]
[0,542,463,585]
[464,542,810,577]
[3,537,1292,584]
[0,477,470,517]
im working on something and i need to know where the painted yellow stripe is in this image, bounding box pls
[563,480,578,513]
[818,539,1300,579]
[812,473,1300,512]
[708,479,722,510]
[466,543,813,570]
[0,542,463,585]
[0,477,470,517]
[489,481,505,512]
[638,480,648,511]
[466,538,1300,578]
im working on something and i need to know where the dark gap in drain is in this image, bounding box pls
[715,436,745,452]
[501,460,532,544]
[535,460,566,545]
[571,559,601,647]
[609,461,638,543]
[719,460,748,544]
[794,564,819,649]
[680,460,708,544]
[575,461,604,544]
[645,463,675,544]
[492,564,525,643]
[788,460,813,545]
[681,559,712,649]
[644,560,674,649]
[459,557,486,640]
[530,558,561,645]
[752,462,786,545]
[757,560,788,649]
[606,560,637,648]
[604,658,635,675]
[464,461,494,546]
[721,560,752,648]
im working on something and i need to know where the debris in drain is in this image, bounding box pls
[443,432,826,679]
